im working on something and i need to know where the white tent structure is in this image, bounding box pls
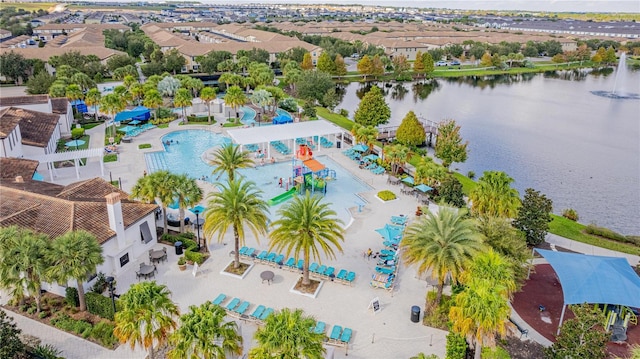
[226,119,346,158]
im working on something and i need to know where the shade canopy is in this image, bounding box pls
[352,144,368,152]
[375,224,404,243]
[363,154,378,161]
[114,107,151,122]
[303,159,325,172]
[117,125,136,134]
[415,184,433,192]
[401,177,414,185]
[272,115,293,124]
[226,119,344,146]
[536,249,640,308]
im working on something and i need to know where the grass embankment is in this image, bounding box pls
[4,2,57,11]
[315,107,354,131]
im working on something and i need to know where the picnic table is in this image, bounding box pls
[138,264,157,280]
[150,248,167,263]
[260,270,274,285]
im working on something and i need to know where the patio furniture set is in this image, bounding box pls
[370,215,406,291]
[270,140,292,155]
[119,123,156,139]
[342,146,385,175]
[136,263,158,280]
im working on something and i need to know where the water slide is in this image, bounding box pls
[268,188,297,206]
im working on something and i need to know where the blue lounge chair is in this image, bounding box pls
[329,325,343,341]
[226,298,240,311]
[256,251,268,261]
[346,271,356,283]
[340,328,353,343]
[250,305,265,319]
[324,266,335,278]
[336,269,348,281]
[314,321,326,334]
[376,266,395,275]
[381,249,396,256]
[234,301,250,315]
[297,259,304,270]
[260,307,274,321]
[284,257,295,268]
[265,252,276,263]
[317,265,327,275]
[239,246,248,255]
[212,293,226,306]
[309,262,319,273]
[274,254,285,265]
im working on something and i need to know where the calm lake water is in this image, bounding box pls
[336,68,640,235]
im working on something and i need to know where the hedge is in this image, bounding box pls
[86,292,115,320]
[377,190,397,201]
[65,287,79,307]
[71,128,85,139]
[185,250,205,265]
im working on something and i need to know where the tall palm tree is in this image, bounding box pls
[209,143,253,182]
[114,281,179,359]
[174,88,193,122]
[401,207,483,305]
[65,84,83,116]
[449,277,511,359]
[168,302,242,359]
[269,192,344,287]
[383,143,412,175]
[0,226,51,313]
[252,308,325,359]
[461,249,517,298]
[200,87,217,124]
[100,93,126,138]
[70,72,95,92]
[84,88,102,122]
[218,73,243,88]
[223,85,246,122]
[203,178,269,269]
[469,171,521,218]
[143,89,163,122]
[172,174,203,234]
[130,171,175,234]
[351,123,378,154]
[130,83,145,106]
[47,230,104,312]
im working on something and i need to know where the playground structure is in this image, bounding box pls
[266,144,337,205]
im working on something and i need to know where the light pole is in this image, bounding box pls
[193,209,202,251]
[105,276,116,315]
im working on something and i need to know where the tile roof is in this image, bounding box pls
[0,95,49,107]
[0,46,126,62]
[0,107,59,147]
[0,177,157,244]
[0,157,39,180]
[50,98,69,114]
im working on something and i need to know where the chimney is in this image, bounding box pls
[105,192,127,249]
[15,176,24,183]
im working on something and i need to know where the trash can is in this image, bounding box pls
[410,305,420,323]
[175,241,183,255]
[336,141,341,149]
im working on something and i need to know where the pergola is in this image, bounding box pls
[226,119,346,159]
[30,148,105,182]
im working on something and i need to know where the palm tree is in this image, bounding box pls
[168,302,242,359]
[130,171,175,234]
[200,87,217,124]
[203,178,269,268]
[172,174,203,234]
[65,84,83,116]
[461,249,516,298]
[174,88,192,122]
[469,171,521,218]
[47,230,104,312]
[401,207,483,305]
[269,192,345,287]
[209,143,253,182]
[0,226,51,313]
[130,83,145,106]
[218,73,242,88]
[449,277,511,359]
[84,88,102,122]
[223,85,246,122]
[383,143,412,175]
[350,123,378,154]
[114,281,179,359]
[100,93,126,138]
[252,308,325,359]
[143,89,163,122]
[70,72,95,92]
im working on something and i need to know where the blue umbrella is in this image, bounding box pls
[363,154,379,161]
[189,205,206,215]
[415,184,433,193]
[352,144,368,152]
[375,224,404,242]
[401,176,414,185]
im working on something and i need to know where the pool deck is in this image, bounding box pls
[32,120,449,358]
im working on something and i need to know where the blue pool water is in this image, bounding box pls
[240,106,256,125]
[145,130,371,224]
[275,108,292,119]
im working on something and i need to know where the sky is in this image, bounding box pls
[193,1,640,13]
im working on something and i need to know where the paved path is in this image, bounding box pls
[546,233,640,266]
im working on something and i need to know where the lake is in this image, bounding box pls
[335,68,640,235]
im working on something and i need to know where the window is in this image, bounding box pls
[140,222,153,244]
[119,253,130,267]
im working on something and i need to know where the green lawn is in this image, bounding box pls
[548,215,640,256]
[315,107,354,131]
[81,123,101,130]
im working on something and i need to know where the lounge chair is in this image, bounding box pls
[260,307,274,321]
[212,293,226,306]
[340,328,353,344]
[324,266,335,278]
[376,266,395,275]
[265,252,276,263]
[234,301,250,315]
[256,251,268,261]
[336,269,348,281]
[297,259,304,270]
[284,257,296,269]
[380,249,396,256]
[239,246,249,255]
[317,265,327,276]
[345,271,356,284]
[314,321,326,335]
[226,298,240,312]
[329,325,343,342]
[273,254,285,266]
[309,262,319,273]
[250,305,265,320]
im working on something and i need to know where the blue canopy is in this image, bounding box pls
[401,176,414,185]
[536,249,640,308]
[375,224,404,243]
[272,115,293,125]
[114,108,151,122]
[352,144,368,152]
[363,154,378,161]
[415,184,433,192]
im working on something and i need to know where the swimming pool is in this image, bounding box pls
[240,106,256,125]
[145,130,371,224]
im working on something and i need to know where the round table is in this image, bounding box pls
[260,270,275,285]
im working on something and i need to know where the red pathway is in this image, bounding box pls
[512,264,639,358]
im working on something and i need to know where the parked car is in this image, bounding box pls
[436,60,448,66]
[450,60,461,66]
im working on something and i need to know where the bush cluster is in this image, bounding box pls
[186,115,212,123]
[85,292,115,320]
[50,313,117,347]
[585,225,639,245]
[160,232,194,244]
[185,250,205,265]
[65,287,79,307]
[562,208,579,221]
[138,143,152,149]
[151,117,174,125]
[71,128,85,139]
[377,190,397,201]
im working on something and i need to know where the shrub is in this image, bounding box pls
[178,256,186,265]
[445,330,468,359]
[86,292,115,320]
[467,171,475,179]
[26,307,36,315]
[65,287,79,307]
[38,311,49,319]
[377,190,397,201]
[71,128,85,139]
[138,143,152,149]
[91,321,118,347]
[156,107,176,119]
[585,225,638,245]
[482,346,511,359]
[562,208,579,221]
[339,108,349,117]
[103,154,117,162]
[186,115,210,123]
[182,238,198,252]
[279,97,298,113]
[31,344,62,359]
[185,250,205,265]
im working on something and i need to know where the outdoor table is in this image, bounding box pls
[150,249,167,263]
[139,264,156,279]
[260,270,275,285]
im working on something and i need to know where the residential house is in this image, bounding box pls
[0,95,73,137]
[0,107,62,159]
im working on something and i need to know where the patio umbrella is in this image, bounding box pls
[352,144,368,152]
[65,139,85,147]
[188,205,206,216]
[363,154,379,161]
[375,224,404,242]
[415,184,433,193]
[401,176,414,185]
